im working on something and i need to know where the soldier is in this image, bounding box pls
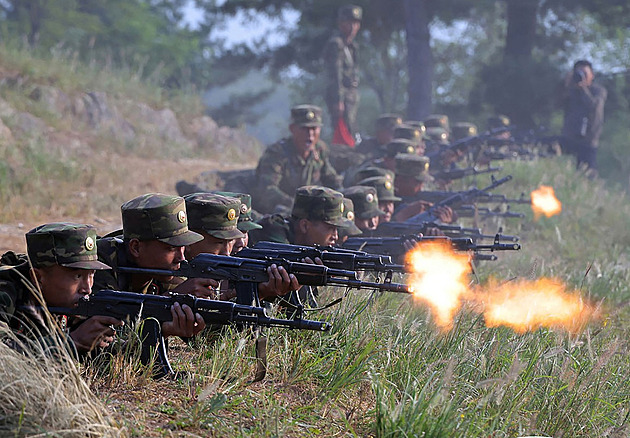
[0,223,120,355]
[355,113,403,157]
[451,122,478,141]
[255,105,342,214]
[337,197,363,244]
[324,4,362,136]
[392,154,454,224]
[249,186,350,247]
[212,191,262,254]
[356,176,402,223]
[342,186,385,232]
[393,124,427,155]
[184,192,299,300]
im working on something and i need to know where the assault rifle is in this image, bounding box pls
[454,205,525,219]
[247,241,405,273]
[49,289,330,332]
[49,289,330,379]
[117,253,412,306]
[427,127,512,161]
[404,175,513,224]
[373,221,520,243]
[342,235,520,262]
[413,190,530,206]
[432,165,501,181]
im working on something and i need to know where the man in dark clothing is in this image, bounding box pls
[561,60,607,173]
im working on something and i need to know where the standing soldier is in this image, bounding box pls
[324,4,362,140]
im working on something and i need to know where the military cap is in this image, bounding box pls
[385,139,417,157]
[451,122,478,141]
[356,176,402,202]
[424,114,450,131]
[487,115,511,130]
[184,193,245,240]
[342,186,386,220]
[404,120,427,135]
[26,223,110,270]
[213,191,262,232]
[393,124,424,143]
[351,166,395,185]
[425,126,449,145]
[376,113,403,130]
[341,198,363,236]
[395,153,434,182]
[291,104,323,127]
[338,4,362,21]
[121,193,203,246]
[291,186,349,228]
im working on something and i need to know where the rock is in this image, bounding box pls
[29,85,72,115]
[132,103,188,145]
[186,116,219,149]
[73,91,135,143]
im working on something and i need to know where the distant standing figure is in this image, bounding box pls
[324,4,362,140]
[561,60,607,173]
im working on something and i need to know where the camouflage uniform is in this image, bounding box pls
[255,106,342,213]
[324,5,362,135]
[213,191,262,233]
[185,193,245,240]
[0,223,109,353]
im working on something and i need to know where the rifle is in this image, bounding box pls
[412,190,530,206]
[117,253,412,304]
[432,166,501,181]
[404,175,513,224]
[374,221,520,243]
[454,205,525,219]
[49,289,330,379]
[246,241,405,273]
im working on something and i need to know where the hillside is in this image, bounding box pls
[0,46,262,253]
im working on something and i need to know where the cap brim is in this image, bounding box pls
[344,220,363,236]
[324,217,350,228]
[415,174,435,182]
[62,260,111,270]
[298,122,322,128]
[379,195,402,202]
[207,228,246,240]
[157,230,204,246]
[237,220,263,231]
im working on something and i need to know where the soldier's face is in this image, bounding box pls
[339,19,360,40]
[186,231,235,258]
[290,124,320,154]
[131,239,186,271]
[303,220,338,246]
[395,176,423,197]
[33,265,94,308]
[232,232,249,254]
[379,201,395,222]
[355,215,379,231]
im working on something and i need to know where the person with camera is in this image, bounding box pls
[561,60,607,174]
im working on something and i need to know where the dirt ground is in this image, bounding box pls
[1,155,255,254]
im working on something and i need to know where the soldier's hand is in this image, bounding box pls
[434,206,455,223]
[258,264,300,299]
[424,227,445,237]
[301,257,324,265]
[70,316,123,352]
[392,200,433,222]
[161,302,206,338]
[173,277,220,299]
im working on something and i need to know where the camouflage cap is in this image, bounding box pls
[184,193,245,240]
[121,193,203,246]
[376,113,403,130]
[26,223,110,270]
[404,120,427,135]
[395,153,434,182]
[393,124,424,143]
[424,114,450,131]
[291,186,349,228]
[341,198,363,236]
[291,104,323,127]
[425,126,449,145]
[342,186,386,220]
[213,191,262,232]
[352,166,395,185]
[451,122,478,141]
[385,139,417,157]
[338,4,363,21]
[356,176,402,202]
[487,114,511,130]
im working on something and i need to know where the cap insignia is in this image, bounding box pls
[366,193,375,203]
[306,111,315,120]
[384,181,392,190]
[177,210,187,223]
[240,204,248,214]
[227,208,237,221]
[406,146,415,154]
[347,211,355,221]
[424,162,430,171]
[85,236,95,251]
[395,118,402,125]
[340,203,345,213]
